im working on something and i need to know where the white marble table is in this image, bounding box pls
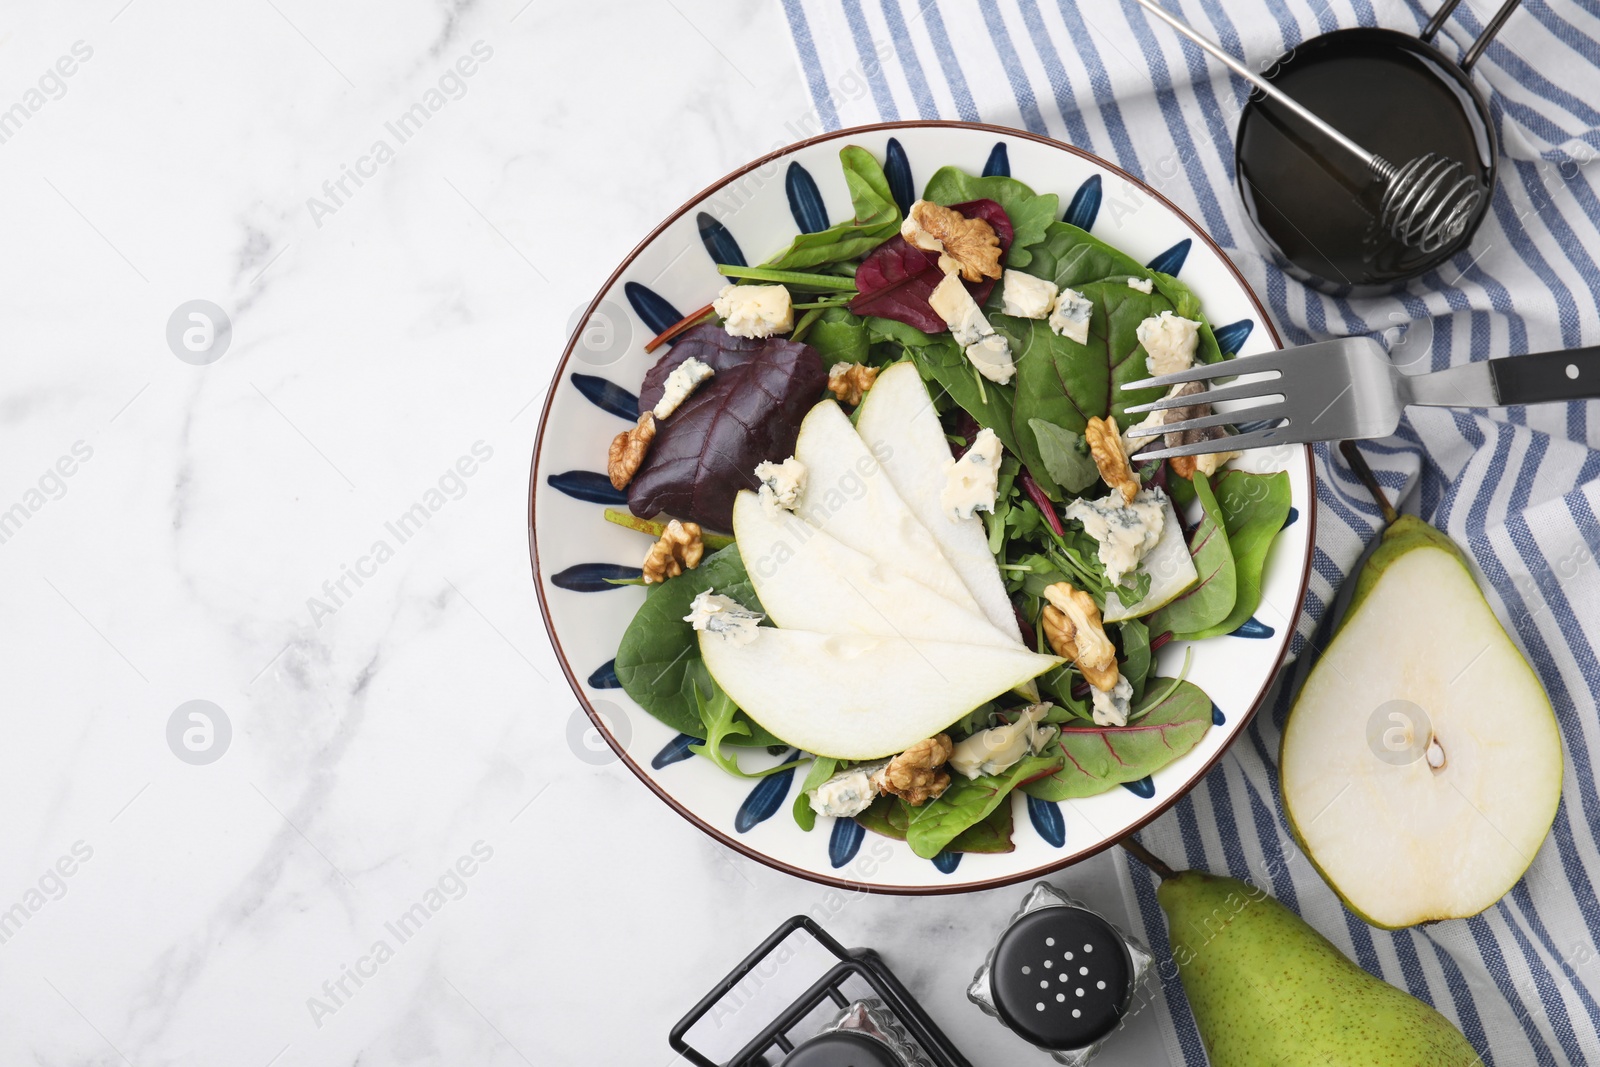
[1,2,1171,1063]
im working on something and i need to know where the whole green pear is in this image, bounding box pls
[1159,870,1480,1066]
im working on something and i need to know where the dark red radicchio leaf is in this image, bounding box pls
[849,199,1014,333]
[628,323,826,531]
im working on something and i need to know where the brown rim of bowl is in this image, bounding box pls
[527,119,1317,896]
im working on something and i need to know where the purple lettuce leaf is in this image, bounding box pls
[629,325,826,531]
[848,199,1014,333]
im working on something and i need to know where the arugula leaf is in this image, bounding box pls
[1115,568,1153,607]
[762,146,902,271]
[792,756,838,832]
[690,683,803,779]
[921,167,1059,267]
[1022,679,1212,800]
[1179,470,1291,640]
[1028,418,1100,493]
[1150,472,1238,636]
[613,544,781,746]
[904,754,1062,859]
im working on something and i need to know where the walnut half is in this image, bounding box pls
[1040,582,1120,692]
[904,200,1003,283]
[1085,416,1138,504]
[873,734,953,806]
[608,413,656,490]
[642,519,703,584]
[827,362,878,406]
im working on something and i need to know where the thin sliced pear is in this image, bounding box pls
[1282,518,1562,928]
[701,628,1063,759]
[1103,496,1198,622]
[854,361,1023,642]
[792,400,981,615]
[733,491,1012,647]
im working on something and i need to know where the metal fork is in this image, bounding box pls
[1120,337,1600,460]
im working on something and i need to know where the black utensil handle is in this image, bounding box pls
[1490,347,1600,405]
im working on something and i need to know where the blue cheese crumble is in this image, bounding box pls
[652,356,715,420]
[1126,276,1154,294]
[949,703,1057,779]
[1090,675,1134,727]
[754,456,806,515]
[1048,287,1094,345]
[1002,270,1059,319]
[1063,488,1167,587]
[683,590,763,645]
[713,283,793,338]
[1136,310,1201,377]
[807,761,888,818]
[940,428,1003,521]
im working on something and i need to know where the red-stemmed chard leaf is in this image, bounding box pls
[849,199,1013,332]
[629,324,826,532]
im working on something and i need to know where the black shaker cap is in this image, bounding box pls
[779,1030,907,1067]
[990,906,1132,1050]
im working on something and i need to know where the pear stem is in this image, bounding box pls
[1338,441,1399,526]
[1118,836,1176,880]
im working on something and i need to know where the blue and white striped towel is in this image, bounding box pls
[782,2,1600,1063]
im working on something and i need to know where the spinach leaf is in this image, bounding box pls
[856,793,1018,854]
[792,756,838,832]
[1150,472,1238,636]
[804,307,871,365]
[874,319,1021,456]
[613,544,781,746]
[690,683,804,778]
[921,167,1059,267]
[904,754,1062,859]
[1028,418,1100,494]
[762,146,902,271]
[1179,470,1291,640]
[1021,679,1212,801]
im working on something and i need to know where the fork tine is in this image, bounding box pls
[1123,377,1287,414]
[1130,423,1300,461]
[1127,404,1284,439]
[1122,349,1299,394]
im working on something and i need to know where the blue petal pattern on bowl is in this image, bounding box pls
[550,563,642,592]
[1212,704,1227,726]
[1214,319,1255,356]
[1064,174,1101,230]
[786,162,829,234]
[1231,617,1275,639]
[1026,795,1066,848]
[652,732,704,769]
[1284,506,1299,529]
[1146,238,1191,276]
[1121,776,1156,799]
[735,763,797,832]
[884,137,914,214]
[570,373,639,421]
[828,818,866,868]
[697,211,746,268]
[547,471,627,506]
[932,850,963,874]
[624,281,684,339]
[587,659,621,689]
[982,142,1009,177]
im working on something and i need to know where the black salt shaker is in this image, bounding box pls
[968,882,1152,1064]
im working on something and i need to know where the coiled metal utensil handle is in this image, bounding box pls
[1132,0,1483,253]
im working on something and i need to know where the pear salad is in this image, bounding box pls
[599,146,1294,860]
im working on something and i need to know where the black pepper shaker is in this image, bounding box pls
[968,882,1152,1064]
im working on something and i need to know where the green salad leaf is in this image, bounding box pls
[762,146,902,272]
[804,307,871,365]
[921,167,1059,267]
[613,544,781,746]
[904,753,1062,859]
[1118,618,1153,703]
[1028,418,1100,493]
[1180,470,1292,640]
[1151,472,1238,636]
[791,756,838,831]
[1021,679,1213,800]
[857,790,1019,854]
[872,318,1021,455]
[689,683,801,778]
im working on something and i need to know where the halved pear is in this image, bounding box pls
[701,627,1063,759]
[791,400,981,615]
[733,490,1013,647]
[854,361,1023,642]
[1103,496,1198,623]
[1281,517,1562,928]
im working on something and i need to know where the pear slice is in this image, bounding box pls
[854,362,1023,642]
[733,490,1013,647]
[1103,496,1198,623]
[791,399,981,615]
[701,627,1063,759]
[1281,517,1562,928]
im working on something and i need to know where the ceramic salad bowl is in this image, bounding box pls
[528,121,1314,894]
